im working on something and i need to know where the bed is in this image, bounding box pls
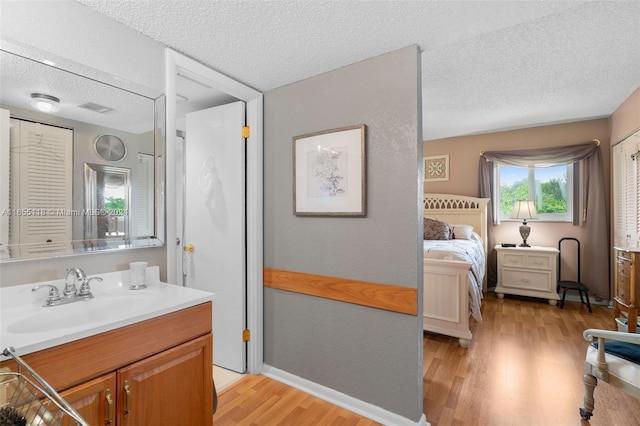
[422,194,489,347]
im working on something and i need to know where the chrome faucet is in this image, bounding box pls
[32,267,103,307]
[64,267,86,297]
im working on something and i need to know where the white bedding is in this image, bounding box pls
[423,234,485,322]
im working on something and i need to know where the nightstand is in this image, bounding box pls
[495,245,560,305]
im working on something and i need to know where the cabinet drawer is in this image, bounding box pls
[526,255,552,270]
[617,256,632,276]
[616,272,632,305]
[502,253,525,267]
[502,269,552,292]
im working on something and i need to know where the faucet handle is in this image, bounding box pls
[78,277,103,296]
[32,284,62,306]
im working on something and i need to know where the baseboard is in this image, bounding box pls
[561,293,611,306]
[262,364,429,426]
[487,287,611,307]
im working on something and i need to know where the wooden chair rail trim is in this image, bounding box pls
[263,268,417,315]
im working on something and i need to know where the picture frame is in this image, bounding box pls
[293,124,366,216]
[423,155,449,182]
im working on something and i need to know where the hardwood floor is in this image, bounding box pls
[214,374,380,425]
[214,293,640,425]
[424,292,640,426]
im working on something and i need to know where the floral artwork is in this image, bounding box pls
[424,155,449,182]
[294,125,366,216]
[307,147,347,197]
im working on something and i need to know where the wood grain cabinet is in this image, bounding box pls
[59,336,211,425]
[1,303,213,426]
[613,247,640,333]
[117,335,211,425]
[495,245,560,305]
[59,374,116,425]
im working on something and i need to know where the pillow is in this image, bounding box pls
[424,218,451,240]
[451,224,474,240]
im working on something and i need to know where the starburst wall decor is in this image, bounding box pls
[423,155,449,182]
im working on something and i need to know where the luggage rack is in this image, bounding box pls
[0,347,88,426]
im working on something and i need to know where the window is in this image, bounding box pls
[496,163,573,222]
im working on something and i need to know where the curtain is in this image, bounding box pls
[478,141,610,299]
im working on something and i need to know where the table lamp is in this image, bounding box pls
[511,200,538,247]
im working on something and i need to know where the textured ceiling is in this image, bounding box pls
[0,49,154,134]
[77,0,639,140]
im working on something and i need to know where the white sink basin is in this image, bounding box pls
[0,267,215,359]
[7,294,157,334]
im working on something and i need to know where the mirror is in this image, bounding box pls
[0,47,165,261]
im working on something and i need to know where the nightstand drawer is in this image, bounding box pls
[526,255,552,270]
[502,253,525,267]
[501,269,552,292]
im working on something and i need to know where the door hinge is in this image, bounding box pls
[242,329,251,342]
[241,126,250,139]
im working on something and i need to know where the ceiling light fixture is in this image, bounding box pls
[30,93,60,113]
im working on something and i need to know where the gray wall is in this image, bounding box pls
[0,1,166,286]
[264,46,424,421]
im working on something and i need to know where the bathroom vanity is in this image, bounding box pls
[0,268,215,425]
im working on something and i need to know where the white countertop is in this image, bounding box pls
[0,266,215,360]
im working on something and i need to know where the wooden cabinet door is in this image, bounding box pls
[117,334,213,426]
[59,373,116,426]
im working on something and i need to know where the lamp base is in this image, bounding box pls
[519,223,531,248]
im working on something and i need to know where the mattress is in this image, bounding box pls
[423,234,485,322]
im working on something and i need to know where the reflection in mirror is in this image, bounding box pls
[0,47,165,261]
[84,164,130,248]
[3,118,74,259]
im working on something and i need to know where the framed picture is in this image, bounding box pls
[424,155,449,182]
[293,124,366,216]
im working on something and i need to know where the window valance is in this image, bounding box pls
[481,139,600,166]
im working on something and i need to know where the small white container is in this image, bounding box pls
[615,317,640,334]
[129,261,148,290]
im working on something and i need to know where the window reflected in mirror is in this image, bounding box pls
[84,163,131,248]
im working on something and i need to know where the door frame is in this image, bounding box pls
[165,49,263,374]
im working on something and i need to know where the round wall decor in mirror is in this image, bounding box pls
[95,134,127,162]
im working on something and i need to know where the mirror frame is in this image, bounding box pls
[0,44,166,262]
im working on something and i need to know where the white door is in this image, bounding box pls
[175,133,186,286]
[183,101,247,373]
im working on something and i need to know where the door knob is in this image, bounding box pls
[183,244,194,253]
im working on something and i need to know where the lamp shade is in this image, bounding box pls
[511,200,538,221]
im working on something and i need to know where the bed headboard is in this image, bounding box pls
[423,193,490,254]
